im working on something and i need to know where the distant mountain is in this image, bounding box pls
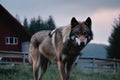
[81,43,108,59]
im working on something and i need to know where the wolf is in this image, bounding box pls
[28,17,93,80]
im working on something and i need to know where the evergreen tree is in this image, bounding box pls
[25,15,56,35]
[29,16,46,34]
[29,18,36,34]
[46,16,56,30]
[36,16,45,30]
[107,15,120,59]
[23,17,29,29]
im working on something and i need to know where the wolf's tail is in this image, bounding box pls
[28,54,32,65]
[28,43,33,65]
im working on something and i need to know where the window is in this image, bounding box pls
[5,37,18,45]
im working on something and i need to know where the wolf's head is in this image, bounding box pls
[69,17,93,47]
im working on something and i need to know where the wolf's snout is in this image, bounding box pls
[80,42,85,46]
[78,35,86,41]
[75,36,87,46]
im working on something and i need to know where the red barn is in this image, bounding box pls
[0,4,31,52]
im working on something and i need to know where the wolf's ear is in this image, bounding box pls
[85,17,92,29]
[71,17,79,28]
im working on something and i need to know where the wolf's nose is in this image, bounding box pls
[80,42,85,46]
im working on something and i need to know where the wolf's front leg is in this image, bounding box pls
[57,61,66,80]
[66,62,73,80]
[66,58,77,80]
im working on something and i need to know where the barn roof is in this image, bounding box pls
[0,4,31,41]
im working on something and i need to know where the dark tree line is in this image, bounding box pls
[107,15,120,59]
[23,15,56,34]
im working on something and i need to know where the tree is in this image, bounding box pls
[29,17,37,34]
[46,16,56,30]
[28,16,46,34]
[23,17,29,29]
[36,16,46,30]
[24,15,56,35]
[107,15,120,59]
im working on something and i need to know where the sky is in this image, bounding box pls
[1,0,120,45]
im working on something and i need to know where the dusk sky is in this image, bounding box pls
[1,0,120,45]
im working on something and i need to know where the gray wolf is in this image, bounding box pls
[28,17,93,80]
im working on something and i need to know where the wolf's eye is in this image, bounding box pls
[83,32,87,35]
[75,31,80,35]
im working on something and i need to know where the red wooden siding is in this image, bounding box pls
[0,4,31,52]
[0,22,21,51]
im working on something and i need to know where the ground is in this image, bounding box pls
[0,65,120,80]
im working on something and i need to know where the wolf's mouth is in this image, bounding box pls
[80,42,85,46]
[75,38,87,46]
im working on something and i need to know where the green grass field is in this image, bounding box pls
[0,65,120,80]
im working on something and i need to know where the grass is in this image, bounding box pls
[0,65,120,80]
[0,65,33,80]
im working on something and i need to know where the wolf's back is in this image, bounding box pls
[31,31,50,47]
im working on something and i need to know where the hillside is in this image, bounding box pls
[81,43,107,58]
